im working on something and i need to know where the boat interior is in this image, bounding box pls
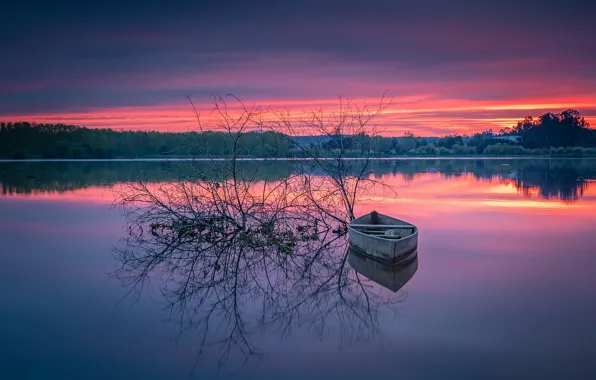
[350,211,416,240]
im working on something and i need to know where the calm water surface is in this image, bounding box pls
[1,159,595,379]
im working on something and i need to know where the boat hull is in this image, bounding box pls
[348,212,418,265]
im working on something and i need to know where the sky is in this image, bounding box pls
[1,0,596,136]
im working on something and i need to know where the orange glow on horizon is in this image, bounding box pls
[2,95,595,136]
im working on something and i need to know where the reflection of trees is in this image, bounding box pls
[384,159,595,202]
[507,170,589,201]
[2,159,595,202]
[0,161,294,195]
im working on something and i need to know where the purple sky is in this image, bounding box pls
[2,0,595,135]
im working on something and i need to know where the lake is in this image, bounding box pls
[1,158,595,379]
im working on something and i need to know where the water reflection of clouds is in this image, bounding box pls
[2,161,596,378]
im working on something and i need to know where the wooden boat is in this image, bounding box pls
[348,211,418,265]
[348,247,418,292]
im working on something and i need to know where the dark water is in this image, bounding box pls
[1,159,595,379]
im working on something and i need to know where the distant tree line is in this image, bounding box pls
[1,109,595,159]
[0,122,293,159]
[502,109,593,148]
[369,109,595,157]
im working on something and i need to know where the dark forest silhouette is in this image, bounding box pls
[2,109,595,159]
[0,122,292,159]
[503,109,593,148]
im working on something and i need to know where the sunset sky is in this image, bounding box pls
[2,0,596,136]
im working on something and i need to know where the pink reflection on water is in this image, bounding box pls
[3,172,595,212]
[3,172,595,270]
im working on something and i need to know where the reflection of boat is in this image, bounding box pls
[348,247,418,292]
[348,211,418,265]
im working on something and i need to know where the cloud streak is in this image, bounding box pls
[1,0,595,135]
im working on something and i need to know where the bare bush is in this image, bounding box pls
[112,94,408,372]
